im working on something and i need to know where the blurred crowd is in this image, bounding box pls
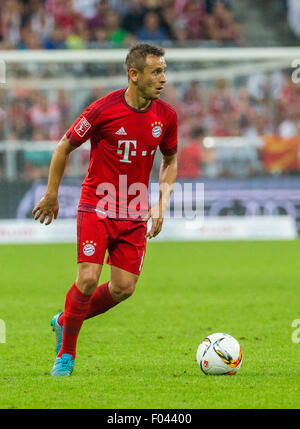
[1,0,300,180]
[1,66,300,180]
[3,69,300,142]
[0,0,242,49]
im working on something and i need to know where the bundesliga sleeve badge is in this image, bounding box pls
[74,116,91,138]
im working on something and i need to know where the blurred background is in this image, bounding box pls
[1,0,300,240]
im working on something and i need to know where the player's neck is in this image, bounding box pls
[124,87,151,111]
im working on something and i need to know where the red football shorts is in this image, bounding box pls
[77,211,147,275]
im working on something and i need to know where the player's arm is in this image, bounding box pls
[32,134,76,225]
[144,152,177,239]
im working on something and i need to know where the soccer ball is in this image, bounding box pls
[196,333,243,375]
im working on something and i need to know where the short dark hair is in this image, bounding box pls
[125,43,165,75]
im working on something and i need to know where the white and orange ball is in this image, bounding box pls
[196,333,243,375]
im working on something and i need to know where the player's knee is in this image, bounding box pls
[78,273,98,295]
[111,281,136,302]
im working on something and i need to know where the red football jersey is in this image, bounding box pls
[66,88,178,219]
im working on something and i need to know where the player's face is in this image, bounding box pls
[137,55,167,100]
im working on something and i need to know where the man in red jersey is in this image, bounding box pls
[32,43,178,376]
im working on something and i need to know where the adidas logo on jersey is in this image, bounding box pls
[115,127,127,135]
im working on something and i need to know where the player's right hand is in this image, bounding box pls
[32,194,59,226]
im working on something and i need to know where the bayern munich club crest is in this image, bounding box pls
[82,240,96,256]
[151,121,163,138]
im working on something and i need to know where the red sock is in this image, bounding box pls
[58,282,117,325]
[57,283,91,359]
[85,281,117,319]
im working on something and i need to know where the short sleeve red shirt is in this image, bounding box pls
[66,88,178,219]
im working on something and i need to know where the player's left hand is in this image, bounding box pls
[143,204,164,239]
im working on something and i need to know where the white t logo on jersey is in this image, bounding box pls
[117,140,137,163]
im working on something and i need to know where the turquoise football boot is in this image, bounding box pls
[50,312,63,355]
[51,354,75,377]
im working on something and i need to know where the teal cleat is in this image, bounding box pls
[50,312,63,355]
[51,354,75,377]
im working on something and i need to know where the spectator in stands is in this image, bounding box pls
[29,92,60,139]
[17,27,42,49]
[181,0,211,41]
[65,18,90,49]
[207,0,240,43]
[87,0,109,30]
[177,127,206,179]
[209,78,236,117]
[107,0,131,17]
[24,127,52,180]
[235,87,256,135]
[104,9,131,46]
[73,0,99,20]
[44,89,72,140]
[136,10,169,42]
[56,89,71,122]
[122,0,147,35]
[43,25,67,49]
[9,98,32,139]
[276,72,298,124]
[244,111,273,137]
[90,27,109,46]
[159,5,180,40]
[246,72,269,103]
[278,104,300,138]
[161,84,186,124]
[204,0,232,14]
[53,0,82,36]
[181,81,205,120]
[172,20,188,45]
[30,3,55,43]
[224,111,242,136]
[0,0,23,47]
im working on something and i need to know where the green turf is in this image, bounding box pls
[0,240,300,409]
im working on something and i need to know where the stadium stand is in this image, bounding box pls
[0,0,243,50]
[1,0,300,180]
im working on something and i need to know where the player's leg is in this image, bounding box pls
[104,219,147,302]
[57,265,120,324]
[72,263,139,321]
[81,220,147,319]
[82,219,147,317]
[51,211,107,376]
[79,265,139,322]
[51,262,102,376]
[109,265,139,302]
[57,262,102,359]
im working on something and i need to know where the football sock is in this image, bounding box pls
[58,282,117,326]
[85,281,117,319]
[57,283,92,359]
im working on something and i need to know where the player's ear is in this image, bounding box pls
[128,67,139,83]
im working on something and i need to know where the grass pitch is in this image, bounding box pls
[0,240,299,409]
